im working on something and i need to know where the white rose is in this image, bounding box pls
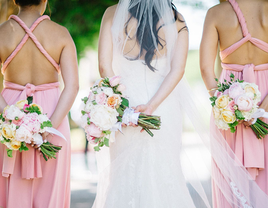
[84,102,94,113]
[102,87,114,97]
[39,114,50,123]
[90,105,118,130]
[81,114,89,129]
[215,118,230,130]
[15,125,32,144]
[5,105,25,120]
[32,133,43,146]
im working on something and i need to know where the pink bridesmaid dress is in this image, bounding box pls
[0,15,71,208]
[212,0,268,207]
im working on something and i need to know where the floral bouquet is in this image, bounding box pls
[0,97,63,161]
[81,76,161,151]
[210,73,268,139]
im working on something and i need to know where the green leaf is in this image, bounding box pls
[230,73,235,79]
[215,78,218,82]
[7,149,13,157]
[25,106,42,115]
[230,127,236,133]
[81,110,86,115]
[104,138,109,147]
[82,97,89,104]
[121,97,129,107]
[94,146,101,151]
[235,110,245,120]
[27,96,33,105]
[41,121,53,129]
[87,117,91,125]
[117,107,124,116]
[92,100,97,105]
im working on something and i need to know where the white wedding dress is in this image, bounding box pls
[93,51,196,208]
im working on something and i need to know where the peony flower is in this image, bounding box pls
[235,95,253,112]
[2,124,16,139]
[90,105,119,130]
[86,123,104,138]
[84,102,94,113]
[15,125,32,143]
[215,118,230,130]
[212,107,221,119]
[226,100,236,113]
[12,119,22,126]
[221,109,236,123]
[102,87,114,97]
[30,103,43,113]
[21,113,41,133]
[107,94,121,109]
[215,95,229,109]
[223,89,229,95]
[32,133,43,146]
[10,139,21,150]
[5,105,25,120]
[81,114,89,129]
[15,100,28,110]
[117,84,126,92]
[109,76,121,87]
[229,82,245,99]
[96,92,107,105]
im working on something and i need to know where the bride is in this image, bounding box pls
[92,0,268,207]
[94,0,195,207]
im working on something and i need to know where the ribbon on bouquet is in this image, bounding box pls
[45,127,67,141]
[109,108,140,143]
[251,109,268,124]
[122,108,140,125]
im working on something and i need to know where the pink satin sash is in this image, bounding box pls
[2,81,60,179]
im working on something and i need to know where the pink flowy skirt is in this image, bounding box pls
[0,83,71,208]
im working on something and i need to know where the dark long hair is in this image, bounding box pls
[124,2,187,72]
[14,0,41,7]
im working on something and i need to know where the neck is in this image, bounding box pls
[18,6,43,17]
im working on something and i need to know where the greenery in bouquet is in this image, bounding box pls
[0,97,62,161]
[81,76,161,151]
[210,73,268,139]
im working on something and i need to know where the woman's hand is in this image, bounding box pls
[134,104,154,115]
[31,132,49,151]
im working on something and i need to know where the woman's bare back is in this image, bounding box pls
[212,0,268,65]
[0,14,70,85]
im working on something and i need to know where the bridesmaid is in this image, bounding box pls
[200,0,268,207]
[0,0,78,207]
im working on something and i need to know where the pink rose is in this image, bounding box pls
[109,76,121,87]
[214,91,222,97]
[23,104,30,112]
[21,113,41,133]
[12,119,22,126]
[227,100,235,113]
[235,95,253,112]
[86,123,104,138]
[117,84,126,92]
[96,92,106,105]
[229,83,244,99]
[86,135,97,145]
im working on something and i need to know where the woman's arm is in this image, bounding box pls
[0,96,7,112]
[200,8,219,97]
[135,21,189,115]
[49,30,79,129]
[98,6,117,78]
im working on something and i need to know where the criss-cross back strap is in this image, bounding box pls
[220,0,268,60]
[2,15,60,74]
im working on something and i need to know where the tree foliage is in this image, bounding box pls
[47,0,117,58]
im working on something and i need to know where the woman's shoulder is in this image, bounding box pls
[102,4,118,23]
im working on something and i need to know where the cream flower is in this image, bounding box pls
[10,139,21,151]
[15,100,28,110]
[2,124,16,139]
[221,110,236,124]
[212,107,221,119]
[215,95,229,109]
